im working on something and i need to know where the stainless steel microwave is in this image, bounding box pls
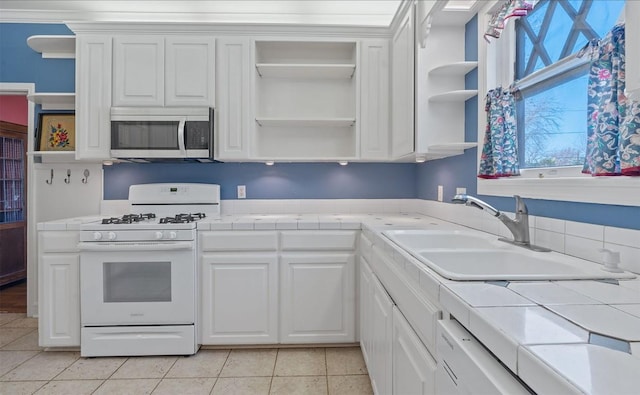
[110,107,214,160]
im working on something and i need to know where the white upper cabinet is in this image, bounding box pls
[216,37,252,160]
[75,35,112,160]
[253,40,358,160]
[414,0,479,159]
[113,36,164,106]
[165,36,215,106]
[390,4,415,159]
[113,35,215,107]
[626,1,640,101]
[360,39,390,160]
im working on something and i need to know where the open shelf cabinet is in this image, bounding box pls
[253,40,358,160]
[27,35,76,59]
[27,93,75,110]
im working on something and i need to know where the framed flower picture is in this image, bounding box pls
[37,113,75,151]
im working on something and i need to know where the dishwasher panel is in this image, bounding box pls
[435,319,531,394]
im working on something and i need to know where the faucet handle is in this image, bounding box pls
[513,195,528,214]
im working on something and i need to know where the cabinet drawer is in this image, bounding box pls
[281,231,357,251]
[39,231,80,252]
[200,231,278,251]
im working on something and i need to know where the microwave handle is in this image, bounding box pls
[178,118,187,155]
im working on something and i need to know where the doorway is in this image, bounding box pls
[0,83,36,316]
[0,120,28,313]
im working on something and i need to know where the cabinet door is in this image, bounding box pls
[359,256,374,367]
[370,275,393,395]
[360,39,390,160]
[165,36,215,107]
[391,5,415,158]
[201,254,278,344]
[280,253,355,343]
[75,35,112,160]
[392,306,437,395]
[39,254,80,347]
[216,37,251,160]
[113,36,164,106]
[626,1,640,101]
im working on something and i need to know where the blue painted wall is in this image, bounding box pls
[103,162,416,200]
[415,15,640,230]
[0,23,75,92]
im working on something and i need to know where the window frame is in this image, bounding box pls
[476,0,639,207]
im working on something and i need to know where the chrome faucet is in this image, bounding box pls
[451,194,550,252]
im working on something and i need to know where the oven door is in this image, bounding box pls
[79,241,195,326]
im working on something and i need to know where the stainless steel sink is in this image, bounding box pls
[382,229,635,281]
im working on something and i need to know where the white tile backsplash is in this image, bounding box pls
[564,235,603,263]
[604,226,640,247]
[535,217,566,234]
[535,229,565,253]
[565,221,604,241]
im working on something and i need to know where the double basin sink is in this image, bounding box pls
[382,230,635,281]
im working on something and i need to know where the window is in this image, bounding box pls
[477,0,640,206]
[514,0,625,169]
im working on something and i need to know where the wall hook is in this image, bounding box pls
[45,169,54,185]
[82,169,90,184]
[64,169,71,184]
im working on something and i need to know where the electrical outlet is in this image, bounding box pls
[456,187,467,195]
[437,185,443,202]
[237,185,246,199]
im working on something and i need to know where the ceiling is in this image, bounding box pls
[0,1,404,27]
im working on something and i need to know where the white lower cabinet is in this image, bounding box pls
[199,230,356,345]
[360,234,438,395]
[359,256,374,366]
[280,253,355,343]
[38,231,80,347]
[370,274,394,395]
[392,307,436,395]
[200,253,278,344]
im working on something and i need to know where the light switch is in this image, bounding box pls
[437,185,443,202]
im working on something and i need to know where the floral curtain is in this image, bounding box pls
[582,24,640,176]
[478,87,520,179]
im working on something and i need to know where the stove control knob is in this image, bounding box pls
[107,232,117,241]
[154,231,164,240]
[93,232,103,240]
[168,231,178,239]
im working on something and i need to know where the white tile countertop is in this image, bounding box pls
[39,212,640,394]
[357,215,640,395]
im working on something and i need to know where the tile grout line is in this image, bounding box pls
[89,355,129,394]
[268,348,279,393]
[325,347,329,395]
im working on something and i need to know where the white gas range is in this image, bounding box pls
[78,183,219,357]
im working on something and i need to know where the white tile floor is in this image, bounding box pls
[0,313,373,394]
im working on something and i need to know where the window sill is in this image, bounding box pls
[478,176,640,206]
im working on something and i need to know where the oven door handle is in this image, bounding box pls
[78,241,193,252]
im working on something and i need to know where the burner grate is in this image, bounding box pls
[159,213,207,224]
[101,213,156,225]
